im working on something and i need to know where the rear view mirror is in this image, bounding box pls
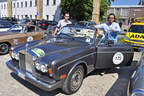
[107,40,114,45]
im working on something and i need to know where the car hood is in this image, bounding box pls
[26,38,88,58]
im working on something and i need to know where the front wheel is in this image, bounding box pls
[62,65,84,94]
[0,43,10,55]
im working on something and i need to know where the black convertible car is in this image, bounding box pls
[7,26,134,94]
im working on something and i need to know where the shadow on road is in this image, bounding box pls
[105,61,138,96]
[10,60,139,96]
[10,73,62,96]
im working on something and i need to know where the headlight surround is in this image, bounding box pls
[35,62,48,73]
[11,52,19,60]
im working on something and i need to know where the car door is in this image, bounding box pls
[95,35,134,69]
[25,26,45,42]
[7,25,28,46]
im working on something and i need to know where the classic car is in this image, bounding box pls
[0,24,45,54]
[77,21,97,27]
[0,21,13,32]
[37,20,57,30]
[129,52,144,96]
[7,26,134,94]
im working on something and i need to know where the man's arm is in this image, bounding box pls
[52,20,61,36]
[52,27,59,36]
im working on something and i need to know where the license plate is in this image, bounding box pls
[17,71,25,80]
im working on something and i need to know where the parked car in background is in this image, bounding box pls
[0,21,13,32]
[0,17,18,24]
[37,20,57,30]
[7,26,134,94]
[77,21,97,27]
[0,24,45,54]
[122,22,144,49]
[18,19,32,24]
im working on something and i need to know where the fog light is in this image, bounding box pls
[35,63,41,71]
[41,65,48,73]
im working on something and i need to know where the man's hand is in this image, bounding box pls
[52,33,55,37]
[109,29,114,32]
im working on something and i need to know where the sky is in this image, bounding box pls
[111,0,139,5]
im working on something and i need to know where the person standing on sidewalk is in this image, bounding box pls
[52,13,72,36]
[95,13,121,44]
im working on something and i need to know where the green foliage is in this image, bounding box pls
[138,0,144,5]
[60,0,115,21]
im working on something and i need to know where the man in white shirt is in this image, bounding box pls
[52,13,72,36]
[95,13,121,44]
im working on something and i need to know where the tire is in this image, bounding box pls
[62,65,84,95]
[0,43,10,55]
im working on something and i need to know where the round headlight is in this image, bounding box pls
[35,63,41,71]
[12,52,19,60]
[40,65,48,73]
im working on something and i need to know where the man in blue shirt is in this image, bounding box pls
[95,13,121,44]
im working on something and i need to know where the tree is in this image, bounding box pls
[60,0,115,21]
[138,0,144,5]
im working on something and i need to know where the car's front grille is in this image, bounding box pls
[19,52,26,72]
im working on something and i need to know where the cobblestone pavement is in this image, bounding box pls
[0,52,141,96]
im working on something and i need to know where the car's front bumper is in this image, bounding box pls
[6,60,63,91]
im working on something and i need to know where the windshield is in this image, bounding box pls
[8,25,24,33]
[56,26,96,43]
[129,25,144,33]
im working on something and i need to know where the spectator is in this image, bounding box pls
[52,13,72,36]
[95,13,121,44]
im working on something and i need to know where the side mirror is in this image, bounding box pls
[124,29,127,32]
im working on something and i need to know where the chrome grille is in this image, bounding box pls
[19,52,26,72]
[19,51,33,73]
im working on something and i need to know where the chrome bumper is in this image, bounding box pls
[6,60,63,91]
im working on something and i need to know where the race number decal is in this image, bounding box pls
[31,48,45,57]
[113,52,124,65]
[27,36,33,42]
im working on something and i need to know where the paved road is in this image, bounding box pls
[0,52,141,96]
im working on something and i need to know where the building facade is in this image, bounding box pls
[0,0,61,21]
[108,5,144,25]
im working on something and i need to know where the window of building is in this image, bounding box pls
[17,2,19,8]
[4,4,5,9]
[30,1,32,7]
[25,15,28,18]
[21,2,23,8]
[53,0,56,5]
[25,1,27,7]
[13,3,15,8]
[46,15,49,20]
[17,15,19,19]
[53,15,55,20]
[30,15,32,19]
[1,4,3,9]
[35,0,37,6]
[47,0,49,5]
[21,15,23,19]
[35,15,37,19]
